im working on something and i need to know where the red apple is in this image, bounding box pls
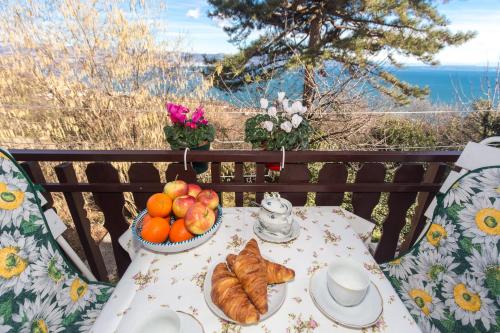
[163,180,188,200]
[172,195,196,218]
[187,184,202,198]
[196,189,219,210]
[184,202,215,234]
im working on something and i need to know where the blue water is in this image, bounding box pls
[208,65,498,108]
[394,66,498,106]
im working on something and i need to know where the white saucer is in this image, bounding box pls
[309,268,383,329]
[253,219,300,243]
[178,311,204,333]
[203,262,287,324]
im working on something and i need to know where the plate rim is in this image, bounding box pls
[176,311,205,333]
[253,219,300,244]
[309,268,383,329]
[203,260,288,325]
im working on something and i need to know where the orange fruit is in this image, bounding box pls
[147,193,172,217]
[142,214,154,228]
[141,217,170,243]
[169,218,194,243]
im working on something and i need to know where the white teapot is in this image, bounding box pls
[257,193,293,236]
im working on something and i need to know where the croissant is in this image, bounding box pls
[232,250,268,314]
[239,238,260,257]
[210,263,259,324]
[227,254,295,284]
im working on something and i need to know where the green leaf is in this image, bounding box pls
[20,216,40,235]
[440,317,455,332]
[485,266,500,297]
[445,203,462,221]
[96,289,112,303]
[62,311,80,326]
[0,298,13,322]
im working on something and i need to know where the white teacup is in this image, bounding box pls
[326,259,370,307]
[133,308,181,333]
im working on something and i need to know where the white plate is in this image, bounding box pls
[178,311,204,333]
[203,261,287,325]
[132,207,222,253]
[253,219,300,243]
[309,268,383,329]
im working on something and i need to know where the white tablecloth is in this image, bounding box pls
[93,207,421,333]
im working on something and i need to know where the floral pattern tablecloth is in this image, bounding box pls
[92,207,420,333]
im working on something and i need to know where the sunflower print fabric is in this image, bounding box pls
[381,166,500,333]
[0,149,114,333]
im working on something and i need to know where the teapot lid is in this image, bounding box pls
[261,196,290,214]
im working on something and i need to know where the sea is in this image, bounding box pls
[207,65,499,109]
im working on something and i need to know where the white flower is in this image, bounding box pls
[400,276,445,324]
[280,121,293,133]
[277,91,286,102]
[299,105,307,114]
[442,274,496,330]
[12,296,64,333]
[0,317,12,333]
[0,230,38,296]
[0,174,43,230]
[443,176,478,208]
[30,242,67,299]
[383,255,414,279]
[466,246,499,282]
[282,98,290,112]
[458,195,499,246]
[261,121,274,132]
[291,114,303,128]
[415,250,458,284]
[267,106,277,118]
[260,98,269,109]
[475,167,500,198]
[291,101,303,114]
[57,277,98,315]
[418,319,440,333]
[420,215,460,256]
[0,152,13,174]
[76,306,103,333]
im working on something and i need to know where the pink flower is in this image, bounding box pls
[185,121,197,129]
[166,102,189,114]
[308,319,318,328]
[166,102,189,124]
[191,106,206,124]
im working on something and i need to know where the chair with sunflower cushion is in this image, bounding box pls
[0,148,114,333]
[380,149,500,333]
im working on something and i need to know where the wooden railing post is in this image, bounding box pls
[21,161,54,209]
[400,163,449,252]
[86,162,131,277]
[315,163,348,206]
[128,163,161,211]
[255,163,266,203]
[211,162,223,206]
[374,164,425,263]
[279,163,311,206]
[351,163,386,221]
[234,162,244,206]
[55,163,108,281]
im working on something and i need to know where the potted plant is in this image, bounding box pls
[164,102,215,174]
[245,92,312,170]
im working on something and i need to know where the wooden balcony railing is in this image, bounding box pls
[11,149,461,281]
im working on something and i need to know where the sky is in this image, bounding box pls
[143,0,500,66]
